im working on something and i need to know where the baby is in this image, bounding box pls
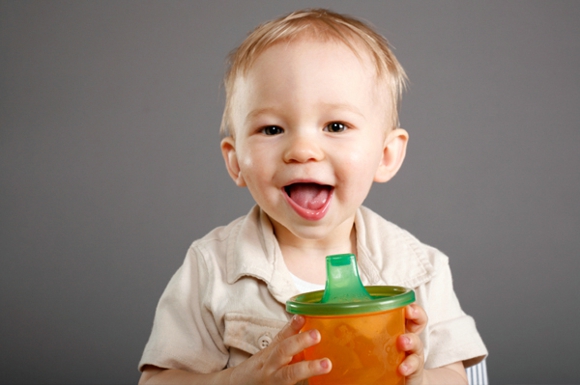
[138,8,487,385]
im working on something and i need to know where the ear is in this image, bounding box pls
[220,136,247,187]
[374,128,409,183]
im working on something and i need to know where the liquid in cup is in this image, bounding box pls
[286,254,415,385]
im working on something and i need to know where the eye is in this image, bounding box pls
[324,122,347,133]
[260,126,284,135]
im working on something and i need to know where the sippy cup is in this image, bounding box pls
[286,254,415,385]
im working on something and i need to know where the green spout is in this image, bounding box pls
[320,254,373,303]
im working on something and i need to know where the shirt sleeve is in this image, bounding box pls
[138,245,229,373]
[420,249,488,370]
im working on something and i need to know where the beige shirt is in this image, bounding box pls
[139,205,487,373]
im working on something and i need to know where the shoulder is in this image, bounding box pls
[188,213,246,257]
[356,209,487,367]
[186,204,264,260]
[161,210,254,299]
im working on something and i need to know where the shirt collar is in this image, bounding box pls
[226,206,299,304]
[355,206,435,288]
[226,205,435,305]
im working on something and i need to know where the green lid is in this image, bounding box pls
[286,254,415,316]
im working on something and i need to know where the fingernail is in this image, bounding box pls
[402,336,411,347]
[320,358,330,370]
[400,363,409,375]
[309,330,320,342]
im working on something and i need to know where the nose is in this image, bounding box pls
[282,132,324,163]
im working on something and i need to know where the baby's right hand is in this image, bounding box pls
[229,315,332,385]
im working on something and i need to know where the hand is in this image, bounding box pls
[229,315,332,385]
[397,303,427,385]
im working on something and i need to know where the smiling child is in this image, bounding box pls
[138,9,487,385]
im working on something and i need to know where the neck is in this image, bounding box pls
[274,222,357,285]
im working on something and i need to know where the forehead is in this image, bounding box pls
[234,37,389,103]
[243,33,382,81]
[229,38,392,130]
[259,38,373,75]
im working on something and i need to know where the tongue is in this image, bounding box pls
[287,183,330,210]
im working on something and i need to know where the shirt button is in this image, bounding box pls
[258,335,272,349]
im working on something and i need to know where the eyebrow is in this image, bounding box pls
[318,102,365,118]
[246,107,278,121]
[246,103,365,121]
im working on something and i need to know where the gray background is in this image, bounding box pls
[1,1,579,384]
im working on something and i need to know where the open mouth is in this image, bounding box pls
[283,183,333,214]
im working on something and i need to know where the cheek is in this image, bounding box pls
[340,147,382,177]
[238,156,254,171]
[334,147,383,200]
[237,151,271,184]
[235,143,259,171]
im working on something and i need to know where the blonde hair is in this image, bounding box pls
[220,8,407,137]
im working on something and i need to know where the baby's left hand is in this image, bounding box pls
[397,303,427,385]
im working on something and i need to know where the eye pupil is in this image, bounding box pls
[264,126,282,135]
[329,122,345,132]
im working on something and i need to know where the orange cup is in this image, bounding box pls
[286,254,415,385]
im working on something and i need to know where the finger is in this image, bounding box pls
[405,304,427,334]
[272,315,306,344]
[397,333,425,358]
[276,357,332,385]
[398,353,423,384]
[269,328,322,367]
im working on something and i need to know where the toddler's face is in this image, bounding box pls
[222,38,404,246]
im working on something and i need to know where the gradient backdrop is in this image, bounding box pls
[1,1,579,384]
